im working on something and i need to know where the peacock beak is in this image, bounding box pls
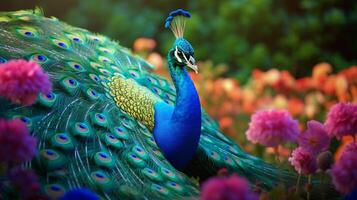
[184,55,198,74]
[186,62,198,74]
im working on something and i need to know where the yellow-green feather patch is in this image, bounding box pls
[108,76,161,131]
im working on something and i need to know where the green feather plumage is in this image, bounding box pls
[0,9,338,200]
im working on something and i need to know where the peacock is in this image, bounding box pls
[0,8,337,200]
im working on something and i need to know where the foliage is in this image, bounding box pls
[2,0,357,80]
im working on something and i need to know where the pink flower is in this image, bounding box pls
[298,120,330,154]
[325,103,357,139]
[0,59,51,105]
[8,167,40,199]
[0,119,37,163]
[245,109,300,147]
[289,147,317,175]
[200,174,258,200]
[332,146,357,193]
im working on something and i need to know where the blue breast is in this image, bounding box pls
[152,68,201,169]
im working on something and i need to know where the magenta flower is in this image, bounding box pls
[289,147,317,175]
[0,119,37,163]
[332,146,357,193]
[0,59,51,105]
[325,103,357,139]
[8,167,40,198]
[298,120,330,154]
[200,174,258,200]
[344,142,357,154]
[245,109,300,147]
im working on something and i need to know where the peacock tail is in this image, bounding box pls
[0,9,338,200]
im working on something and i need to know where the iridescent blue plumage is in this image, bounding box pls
[153,54,201,169]
[155,10,200,169]
[174,38,194,55]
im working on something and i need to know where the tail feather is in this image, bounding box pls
[184,123,340,199]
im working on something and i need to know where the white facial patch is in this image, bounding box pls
[174,46,183,63]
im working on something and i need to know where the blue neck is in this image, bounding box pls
[153,52,201,169]
[169,57,201,124]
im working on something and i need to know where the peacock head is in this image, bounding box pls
[165,9,198,73]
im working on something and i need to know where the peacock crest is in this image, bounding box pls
[165,9,191,39]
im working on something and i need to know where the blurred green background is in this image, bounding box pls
[2,0,356,81]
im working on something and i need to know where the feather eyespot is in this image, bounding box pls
[55,134,69,143]
[16,27,38,38]
[73,37,80,42]
[89,74,101,83]
[166,181,183,192]
[132,146,148,160]
[91,171,110,184]
[91,113,108,127]
[45,93,54,99]
[96,113,105,121]
[71,37,83,43]
[142,167,162,181]
[95,152,112,163]
[160,167,179,182]
[151,87,162,95]
[99,68,111,76]
[208,150,221,162]
[58,42,66,48]
[94,151,113,167]
[112,126,129,140]
[89,35,104,43]
[66,34,84,43]
[86,88,100,101]
[41,149,59,160]
[71,122,93,138]
[31,54,48,63]
[151,184,169,195]
[52,39,70,49]
[147,77,158,84]
[223,155,236,167]
[98,56,112,64]
[25,31,33,36]
[127,152,146,168]
[99,47,114,54]
[60,77,79,94]
[129,71,139,78]
[104,134,123,149]
[12,115,33,131]
[65,78,77,87]
[45,184,65,198]
[20,116,31,125]
[67,62,85,72]
[77,123,88,131]
[51,133,74,151]
[38,92,57,107]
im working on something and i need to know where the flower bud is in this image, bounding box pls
[317,151,333,171]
